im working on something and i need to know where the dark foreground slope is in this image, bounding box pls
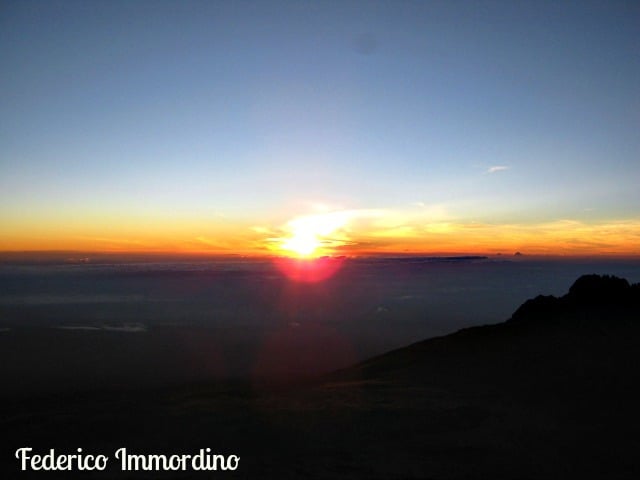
[1,275,639,479]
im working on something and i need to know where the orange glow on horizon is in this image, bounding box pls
[1,212,639,258]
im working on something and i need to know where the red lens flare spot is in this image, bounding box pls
[274,256,346,283]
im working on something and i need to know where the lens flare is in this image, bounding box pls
[275,256,346,283]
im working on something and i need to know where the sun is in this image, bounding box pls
[280,232,321,257]
[278,211,350,258]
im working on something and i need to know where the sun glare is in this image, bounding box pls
[281,233,321,257]
[278,212,350,258]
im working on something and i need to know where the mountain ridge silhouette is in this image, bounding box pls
[332,274,640,395]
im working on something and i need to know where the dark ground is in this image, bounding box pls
[1,274,639,479]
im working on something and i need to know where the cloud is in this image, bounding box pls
[369,225,417,238]
[486,165,510,174]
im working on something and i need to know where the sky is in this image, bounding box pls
[1,0,639,257]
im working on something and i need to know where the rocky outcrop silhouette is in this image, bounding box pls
[509,274,640,326]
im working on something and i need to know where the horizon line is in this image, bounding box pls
[2,250,640,263]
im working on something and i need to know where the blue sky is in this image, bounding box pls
[1,0,639,254]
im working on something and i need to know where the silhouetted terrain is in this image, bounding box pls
[1,274,639,478]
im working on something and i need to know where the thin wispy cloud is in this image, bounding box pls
[486,165,510,174]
